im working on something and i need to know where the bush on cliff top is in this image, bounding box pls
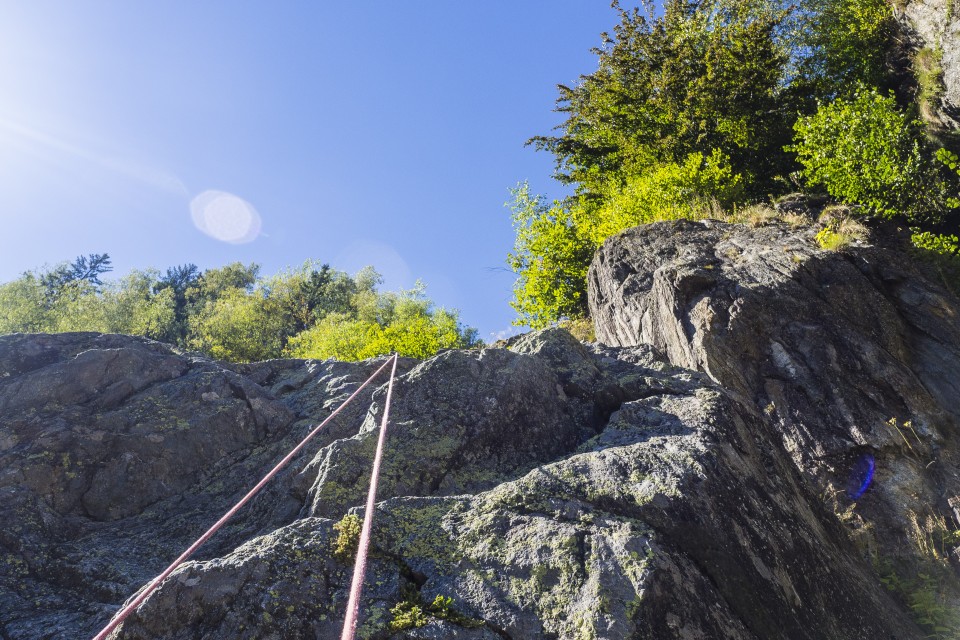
[509,0,959,328]
[790,87,948,223]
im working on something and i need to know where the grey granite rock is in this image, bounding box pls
[590,219,960,635]
[4,222,959,638]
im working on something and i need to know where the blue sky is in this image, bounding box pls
[0,2,621,342]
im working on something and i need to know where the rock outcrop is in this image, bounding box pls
[590,219,960,636]
[901,0,960,126]
[2,219,959,639]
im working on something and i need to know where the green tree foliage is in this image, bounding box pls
[790,87,946,222]
[285,313,374,362]
[0,266,176,338]
[184,261,383,362]
[507,183,595,328]
[794,0,897,100]
[55,270,176,338]
[508,151,743,328]
[0,257,479,363]
[577,150,743,245]
[187,287,287,362]
[0,273,53,334]
[37,253,113,305]
[153,264,200,343]
[532,0,794,197]
[192,262,260,299]
[936,148,960,208]
[510,0,958,328]
[285,282,480,361]
[911,230,960,294]
[512,0,797,327]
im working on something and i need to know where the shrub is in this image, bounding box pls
[577,150,742,245]
[936,148,960,208]
[388,599,429,632]
[506,183,595,329]
[332,513,362,564]
[911,230,960,257]
[388,592,483,632]
[507,153,740,329]
[790,87,946,222]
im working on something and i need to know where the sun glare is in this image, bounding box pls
[189,190,262,244]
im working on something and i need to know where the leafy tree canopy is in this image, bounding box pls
[39,253,113,303]
[285,282,481,361]
[0,257,480,363]
[532,0,795,198]
[509,0,955,328]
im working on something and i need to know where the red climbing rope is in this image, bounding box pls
[341,352,399,640]
[91,355,398,640]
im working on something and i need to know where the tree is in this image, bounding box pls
[67,253,113,286]
[792,0,899,102]
[283,313,377,362]
[0,255,479,364]
[192,262,260,299]
[575,150,742,245]
[0,273,51,334]
[153,264,200,343]
[506,184,595,328]
[39,253,113,303]
[506,0,950,329]
[509,0,804,328]
[261,261,364,338]
[188,287,287,362]
[285,283,480,361]
[52,270,175,339]
[531,0,794,198]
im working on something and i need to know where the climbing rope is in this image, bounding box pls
[341,353,399,640]
[91,354,398,640]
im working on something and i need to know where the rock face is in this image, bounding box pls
[901,0,960,126]
[2,220,958,639]
[591,219,960,636]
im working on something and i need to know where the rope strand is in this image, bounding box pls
[341,353,399,640]
[91,355,397,640]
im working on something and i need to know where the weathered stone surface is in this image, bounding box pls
[590,219,960,632]
[4,221,960,638]
[0,334,396,638]
[901,0,960,125]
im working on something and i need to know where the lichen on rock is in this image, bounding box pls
[3,219,960,638]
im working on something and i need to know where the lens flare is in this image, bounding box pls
[847,453,875,500]
[190,190,261,244]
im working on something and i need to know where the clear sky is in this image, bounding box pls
[0,2,621,342]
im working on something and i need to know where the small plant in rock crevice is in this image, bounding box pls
[876,560,960,639]
[332,513,362,564]
[815,216,869,251]
[388,588,484,632]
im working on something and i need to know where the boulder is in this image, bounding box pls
[590,219,960,634]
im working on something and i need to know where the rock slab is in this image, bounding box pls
[3,219,960,638]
